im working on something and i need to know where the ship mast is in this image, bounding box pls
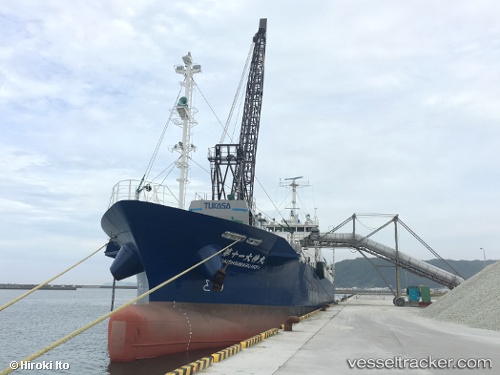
[171,53,202,209]
[281,176,309,224]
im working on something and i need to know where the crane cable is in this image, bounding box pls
[0,243,108,313]
[194,41,253,144]
[1,236,245,375]
[219,42,254,144]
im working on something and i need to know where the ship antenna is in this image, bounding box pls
[170,52,202,209]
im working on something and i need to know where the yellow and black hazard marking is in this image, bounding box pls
[211,343,242,363]
[299,308,322,321]
[260,327,278,339]
[167,309,328,373]
[240,327,278,348]
[240,334,262,349]
[165,327,279,374]
[165,356,213,375]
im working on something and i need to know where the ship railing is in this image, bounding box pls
[108,179,177,207]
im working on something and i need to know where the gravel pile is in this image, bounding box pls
[420,260,500,331]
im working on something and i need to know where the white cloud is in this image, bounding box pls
[0,0,499,285]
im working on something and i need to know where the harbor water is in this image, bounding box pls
[0,288,223,374]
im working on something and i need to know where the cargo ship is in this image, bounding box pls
[101,19,335,362]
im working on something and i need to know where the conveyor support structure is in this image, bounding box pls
[303,232,464,289]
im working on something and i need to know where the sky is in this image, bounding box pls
[1,0,499,284]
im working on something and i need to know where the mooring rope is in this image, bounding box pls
[1,237,244,375]
[0,243,108,313]
[110,278,117,312]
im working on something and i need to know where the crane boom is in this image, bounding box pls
[208,18,267,225]
[232,18,266,207]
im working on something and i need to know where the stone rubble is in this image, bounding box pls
[420,260,500,331]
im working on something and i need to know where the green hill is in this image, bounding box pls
[334,258,496,289]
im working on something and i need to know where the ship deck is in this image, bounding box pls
[199,295,500,374]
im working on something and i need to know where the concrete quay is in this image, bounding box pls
[201,295,500,374]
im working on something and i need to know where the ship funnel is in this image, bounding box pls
[177,96,188,107]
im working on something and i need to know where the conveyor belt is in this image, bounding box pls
[303,232,464,289]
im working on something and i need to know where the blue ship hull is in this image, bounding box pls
[101,200,335,361]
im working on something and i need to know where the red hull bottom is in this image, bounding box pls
[108,302,310,362]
